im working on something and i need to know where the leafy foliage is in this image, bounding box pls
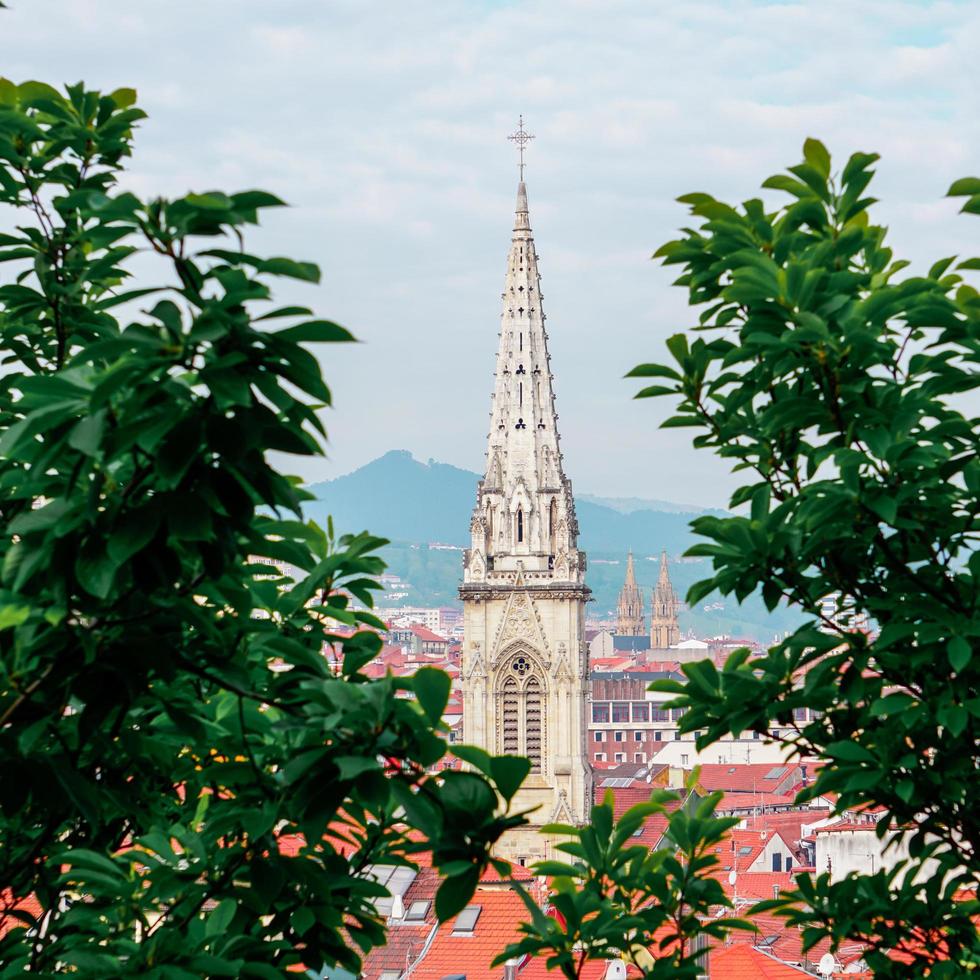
[630,140,980,975]
[0,80,526,977]
[494,786,753,979]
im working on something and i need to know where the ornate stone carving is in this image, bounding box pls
[460,172,591,829]
[465,641,487,681]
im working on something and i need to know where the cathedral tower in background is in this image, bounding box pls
[650,549,680,650]
[616,550,645,636]
[459,158,592,858]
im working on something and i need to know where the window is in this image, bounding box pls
[404,900,430,922]
[634,731,644,742]
[592,703,609,723]
[594,731,605,743]
[634,753,646,764]
[379,972,401,980]
[502,677,519,756]
[452,906,481,934]
[738,846,754,856]
[614,752,625,763]
[632,702,649,723]
[772,853,783,872]
[614,731,625,742]
[793,707,807,722]
[595,752,606,762]
[500,656,545,773]
[651,707,669,722]
[612,702,630,723]
[525,676,542,772]
[681,754,689,766]
[516,508,524,543]
[671,707,686,720]
[655,731,663,742]
[786,856,793,871]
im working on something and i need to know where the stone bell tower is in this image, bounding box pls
[616,551,645,637]
[460,141,591,856]
[650,549,680,650]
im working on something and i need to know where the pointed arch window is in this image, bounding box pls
[498,656,546,773]
[549,499,558,544]
[516,507,524,543]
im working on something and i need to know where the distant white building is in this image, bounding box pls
[376,606,441,631]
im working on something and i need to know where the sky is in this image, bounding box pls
[3,1,978,508]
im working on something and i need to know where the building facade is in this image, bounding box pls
[460,179,592,856]
[616,551,645,636]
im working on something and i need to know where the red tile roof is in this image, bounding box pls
[722,910,865,968]
[0,890,42,939]
[709,944,812,978]
[362,922,435,980]
[697,764,803,796]
[595,785,686,850]
[743,809,828,846]
[409,885,530,980]
[714,791,797,812]
[716,871,797,900]
[518,955,610,980]
[409,625,448,643]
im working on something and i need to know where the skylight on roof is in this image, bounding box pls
[404,900,430,922]
[765,766,787,779]
[365,864,418,916]
[452,905,482,934]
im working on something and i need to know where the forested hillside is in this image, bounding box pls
[308,452,801,642]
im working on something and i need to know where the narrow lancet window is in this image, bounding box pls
[517,508,524,543]
[525,676,542,772]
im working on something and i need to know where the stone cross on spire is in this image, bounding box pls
[508,115,534,182]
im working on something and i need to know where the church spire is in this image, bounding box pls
[460,143,593,843]
[617,550,645,636]
[651,549,680,649]
[462,175,583,586]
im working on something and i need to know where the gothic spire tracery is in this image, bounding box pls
[650,549,680,649]
[463,178,584,586]
[617,550,645,636]
[460,166,592,843]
